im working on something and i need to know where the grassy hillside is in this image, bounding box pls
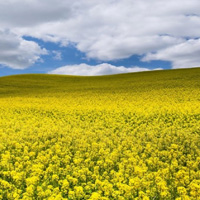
[0,68,200,200]
[0,68,200,97]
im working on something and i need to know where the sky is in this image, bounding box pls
[0,0,200,76]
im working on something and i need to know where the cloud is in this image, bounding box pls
[142,39,200,68]
[0,0,200,69]
[0,30,47,69]
[0,0,72,27]
[48,63,161,76]
[52,51,62,60]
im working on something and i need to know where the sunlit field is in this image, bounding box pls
[0,68,200,200]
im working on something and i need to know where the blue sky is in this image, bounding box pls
[0,0,200,76]
[0,36,171,77]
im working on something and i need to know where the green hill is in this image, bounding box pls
[0,68,200,98]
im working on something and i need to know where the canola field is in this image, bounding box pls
[0,68,200,200]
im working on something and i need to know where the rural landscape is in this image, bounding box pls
[0,68,200,199]
[1,0,200,199]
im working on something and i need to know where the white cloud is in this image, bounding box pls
[143,39,200,68]
[52,51,62,60]
[0,30,47,69]
[0,0,200,69]
[48,63,161,76]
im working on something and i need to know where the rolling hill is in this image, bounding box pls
[0,68,200,199]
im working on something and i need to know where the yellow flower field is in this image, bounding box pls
[0,68,200,199]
